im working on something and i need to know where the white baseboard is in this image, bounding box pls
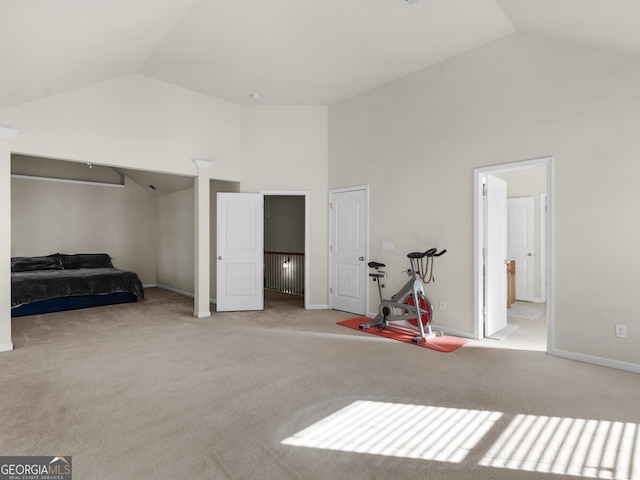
[193,311,211,318]
[307,304,329,310]
[0,342,14,353]
[432,325,475,339]
[154,284,216,305]
[155,284,194,298]
[550,348,640,374]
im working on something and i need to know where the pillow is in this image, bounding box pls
[60,253,113,269]
[11,255,62,272]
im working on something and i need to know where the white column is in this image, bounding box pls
[193,159,215,318]
[0,128,21,352]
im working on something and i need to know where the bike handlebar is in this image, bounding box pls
[407,248,446,259]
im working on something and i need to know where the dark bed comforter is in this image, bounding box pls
[11,268,145,308]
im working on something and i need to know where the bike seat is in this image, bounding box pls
[368,261,385,269]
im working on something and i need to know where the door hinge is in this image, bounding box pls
[329,202,333,209]
[482,183,488,196]
[330,287,333,293]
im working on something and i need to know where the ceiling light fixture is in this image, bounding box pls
[400,0,419,5]
[249,93,262,101]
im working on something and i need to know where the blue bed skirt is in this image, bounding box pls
[11,292,139,318]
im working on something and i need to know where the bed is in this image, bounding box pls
[11,253,145,317]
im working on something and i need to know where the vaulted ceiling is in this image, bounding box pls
[2,0,640,109]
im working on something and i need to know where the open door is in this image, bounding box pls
[216,193,264,312]
[329,186,368,315]
[484,175,508,337]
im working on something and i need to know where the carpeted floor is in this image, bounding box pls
[2,288,639,480]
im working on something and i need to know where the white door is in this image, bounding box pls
[484,175,508,337]
[329,187,368,315]
[216,193,264,312]
[507,197,535,302]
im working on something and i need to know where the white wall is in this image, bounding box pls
[0,74,243,179]
[329,33,640,366]
[156,187,195,293]
[0,76,330,337]
[11,176,158,283]
[0,74,240,330]
[240,105,329,308]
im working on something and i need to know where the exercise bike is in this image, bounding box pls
[359,248,446,344]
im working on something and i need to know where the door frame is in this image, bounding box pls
[328,185,369,315]
[260,189,310,309]
[474,157,555,351]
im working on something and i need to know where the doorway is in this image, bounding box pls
[262,191,309,310]
[474,157,554,351]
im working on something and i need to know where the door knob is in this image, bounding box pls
[527,253,533,257]
[359,257,365,261]
[218,256,222,260]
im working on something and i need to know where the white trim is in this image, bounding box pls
[192,158,215,169]
[156,284,194,298]
[550,348,640,374]
[306,304,329,310]
[432,325,474,339]
[329,184,369,195]
[260,190,310,310]
[154,284,217,305]
[539,193,547,303]
[0,342,14,353]
[11,174,124,188]
[0,127,21,139]
[193,310,211,318]
[474,157,554,354]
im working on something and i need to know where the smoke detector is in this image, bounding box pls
[400,0,419,5]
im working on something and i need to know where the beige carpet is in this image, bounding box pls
[2,288,639,480]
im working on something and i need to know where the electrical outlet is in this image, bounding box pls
[615,324,627,338]
[439,300,447,311]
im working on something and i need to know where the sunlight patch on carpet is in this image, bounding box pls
[283,402,640,479]
[480,414,640,479]
[281,400,502,463]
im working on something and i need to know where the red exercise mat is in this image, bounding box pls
[338,317,468,353]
